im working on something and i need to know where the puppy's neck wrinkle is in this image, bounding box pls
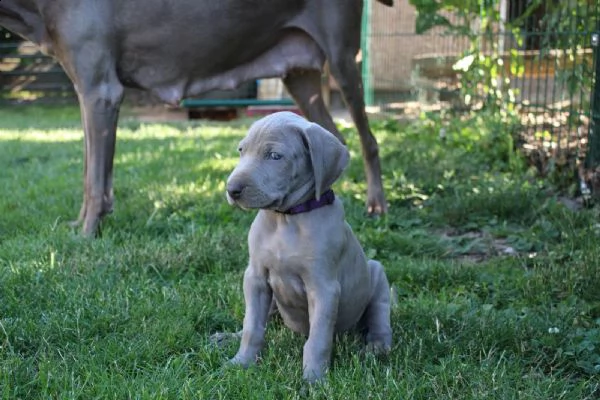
[272,179,316,213]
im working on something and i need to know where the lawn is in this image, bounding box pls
[0,105,599,399]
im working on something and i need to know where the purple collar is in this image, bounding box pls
[283,189,335,215]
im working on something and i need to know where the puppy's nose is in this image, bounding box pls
[227,181,245,200]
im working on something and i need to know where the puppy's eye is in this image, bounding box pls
[267,151,282,160]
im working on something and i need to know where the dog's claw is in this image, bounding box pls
[68,219,82,228]
[364,341,391,356]
[227,353,261,369]
[367,198,388,215]
[367,206,385,216]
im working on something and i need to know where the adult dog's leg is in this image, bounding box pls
[59,48,123,235]
[282,70,344,143]
[44,2,124,236]
[328,55,387,214]
[75,82,123,236]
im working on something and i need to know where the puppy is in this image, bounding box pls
[225,112,392,382]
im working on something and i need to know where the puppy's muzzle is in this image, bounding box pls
[226,181,245,202]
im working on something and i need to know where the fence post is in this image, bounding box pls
[361,0,374,107]
[586,17,600,171]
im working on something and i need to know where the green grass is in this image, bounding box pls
[1,105,599,399]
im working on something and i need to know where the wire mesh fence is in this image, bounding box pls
[362,0,599,197]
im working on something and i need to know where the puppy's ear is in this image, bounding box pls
[301,123,349,200]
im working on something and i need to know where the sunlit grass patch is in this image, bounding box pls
[0,128,83,142]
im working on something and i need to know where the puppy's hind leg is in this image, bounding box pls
[360,260,392,354]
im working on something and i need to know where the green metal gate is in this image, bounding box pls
[0,28,76,104]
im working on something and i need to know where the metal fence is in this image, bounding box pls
[0,28,76,104]
[362,0,599,195]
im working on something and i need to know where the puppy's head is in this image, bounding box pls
[226,112,349,212]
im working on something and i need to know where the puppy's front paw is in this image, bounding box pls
[364,340,391,356]
[302,366,327,383]
[228,353,258,368]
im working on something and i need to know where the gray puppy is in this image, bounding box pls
[225,112,392,382]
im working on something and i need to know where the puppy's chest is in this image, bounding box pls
[251,233,311,308]
[252,226,316,285]
[254,232,312,272]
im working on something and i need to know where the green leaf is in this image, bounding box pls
[415,12,452,34]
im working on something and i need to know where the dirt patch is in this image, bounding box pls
[439,228,521,263]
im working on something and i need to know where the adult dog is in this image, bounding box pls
[225,112,392,382]
[0,0,392,235]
